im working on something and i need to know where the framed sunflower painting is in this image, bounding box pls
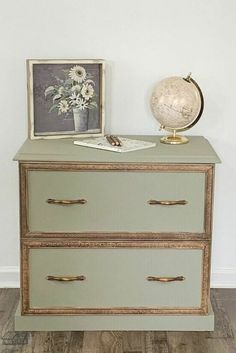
[27,59,105,139]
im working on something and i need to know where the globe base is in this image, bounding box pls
[160,134,189,145]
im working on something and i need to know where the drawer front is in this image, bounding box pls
[21,164,213,236]
[22,240,210,315]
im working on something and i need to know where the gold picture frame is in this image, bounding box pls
[27,59,105,139]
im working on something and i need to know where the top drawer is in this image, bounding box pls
[20,163,213,238]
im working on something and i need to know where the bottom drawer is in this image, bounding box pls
[21,240,210,315]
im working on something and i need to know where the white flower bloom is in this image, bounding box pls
[69,65,86,83]
[58,100,69,114]
[71,84,81,93]
[81,84,94,100]
[58,86,65,95]
[76,98,89,110]
[69,92,78,106]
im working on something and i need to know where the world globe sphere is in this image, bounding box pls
[150,74,204,144]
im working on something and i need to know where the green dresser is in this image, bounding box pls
[14,136,220,331]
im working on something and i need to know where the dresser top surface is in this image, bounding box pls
[14,136,220,164]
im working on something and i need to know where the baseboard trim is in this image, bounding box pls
[0,266,236,288]
[211,268,236,288]
[0,266,19,288]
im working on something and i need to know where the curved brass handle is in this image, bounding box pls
[148,200,188,206]
[47,198,87,205]
[147,276,185,282]
[46,275,86,281]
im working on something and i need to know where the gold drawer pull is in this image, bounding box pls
[46,275,86,282]
[148,200,188,206]
[47,198,87,205]
[147,276,185,282]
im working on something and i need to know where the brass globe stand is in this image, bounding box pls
[160,129,189,145]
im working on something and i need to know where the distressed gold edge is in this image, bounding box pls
[21,242,29,315]
[22,308,206,316]
[204,165,214,238]
[22,239,209,249]
[19,162,213,172]
[23,232,208,240]
[21,239,210,315]
[200,242,211,314]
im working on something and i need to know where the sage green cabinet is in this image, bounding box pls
[15,136,220,331]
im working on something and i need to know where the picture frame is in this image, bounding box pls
[27,59,105,139]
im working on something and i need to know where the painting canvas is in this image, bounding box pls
[27,59,105,139]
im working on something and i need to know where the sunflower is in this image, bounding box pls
[58,100,69,114]
[81,84,94,100]
[69,65,86,83]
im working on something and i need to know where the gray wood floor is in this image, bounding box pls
[0,289,236,352]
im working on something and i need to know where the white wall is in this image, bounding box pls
[0,0,236,287]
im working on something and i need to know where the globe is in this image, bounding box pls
[150,74,204,144]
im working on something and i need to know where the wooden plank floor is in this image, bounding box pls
[0,289,235,352]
